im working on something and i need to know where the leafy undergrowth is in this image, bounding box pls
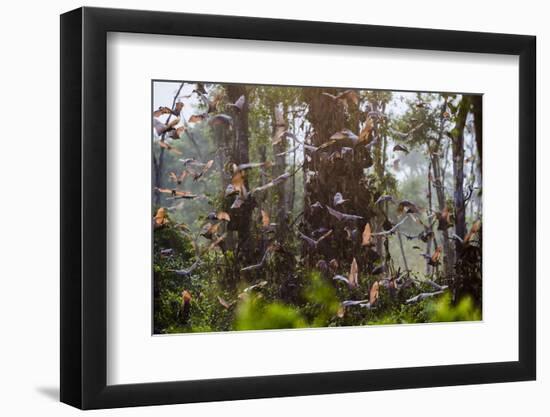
[154,223,481,334]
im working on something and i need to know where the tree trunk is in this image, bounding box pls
[302,88,375,273]
[431,156,453,277]
[397,231,409,272]
[152,150,165,207]
[471,95,482,173]
[430,97,453,280]
[425,160,434,275]
[214,123,237,251]
[453,96,481,305]
[273,104,289,241]
[452,97,469,245]
[227,85,253,265]
[372,101,386,258]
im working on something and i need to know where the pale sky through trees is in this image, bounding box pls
[152,80,479,203]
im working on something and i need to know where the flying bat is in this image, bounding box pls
[172,102,184,117]
[420,246,442,266]
[190,159,214,181]
[310,201,324,210]
[252,172,290,194]
[168,170,188,185]
[226,94,245,111]
[375,194,396,205]
[329,129,359,144]
[235,161,273,171]
[333,192,348,206]
[321,89,360,108]
[298,229,333,249]
[333,275,353,287]
[303,144,319,153]
[158,140,182,155]
[169,259,202,277]
[208,113,233,127]
[393,144,410,154]
[333,257,359,289]
[272,129,298,146]
[217,295,236,309]
[197,91,222,113]
[188,113,208,124]
[389,122,424,139]
[326,206,364,222]
[397,199,420,214]
[153,106,172,118]
[240,246,274,272]
[155,188,197,199]
[153,207,168,228]
[341,299,370,307]
[371,264,386,275]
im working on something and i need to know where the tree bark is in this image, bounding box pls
[471,95,482,173]
[430,97,453,280]
[397,231,409,272]
[425,160,434,275]
[302,88,375,272]
[452,97,469,245]
[272,104,289,241]
[226,85,253,264]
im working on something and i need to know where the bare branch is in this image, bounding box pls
[463,185,476,206]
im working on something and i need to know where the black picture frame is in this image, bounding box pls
[60,6,536,410]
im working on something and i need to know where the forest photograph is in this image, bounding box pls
[152,80,483,335]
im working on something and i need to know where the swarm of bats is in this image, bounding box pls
[152,85,481,325]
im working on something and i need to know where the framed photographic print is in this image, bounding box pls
[60,6,536,410]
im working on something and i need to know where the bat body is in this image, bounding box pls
[155,188,197,199]
[208,113,233,127]
[333,275,351,286]
[321,90,360,107]
[397,199,420,214]
[298,229,333,249]
[252,172,291,194]
[375,194,396,205]
[171,259,201,276]
[333,192,348,206]
[326,206,364,222]
[310,201,324,210]
[393,144,410,154]
[226,94,245,111]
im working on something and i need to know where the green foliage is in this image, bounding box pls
[235,297,307,331]
[367,302,428,325]
[302,273,340,327]
[234,273,339,331]
[153,220,235,334]
[425,293,482,322]
[154,219,481,333]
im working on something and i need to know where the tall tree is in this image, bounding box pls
[431,96,454,279]
[226,85,254,265]
[452,96,469,245]
[272,104,289,240]
[471,95,482,173]
[302,88,375,273]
